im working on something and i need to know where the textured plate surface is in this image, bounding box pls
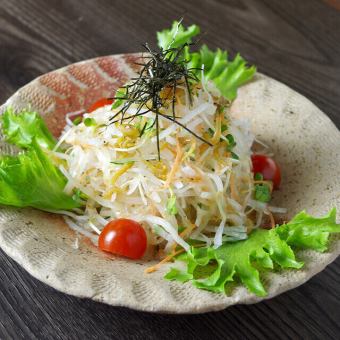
[0,54,339,313]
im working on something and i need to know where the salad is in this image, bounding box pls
[0,20,339,297]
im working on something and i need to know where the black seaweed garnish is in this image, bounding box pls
[109,42,212,159]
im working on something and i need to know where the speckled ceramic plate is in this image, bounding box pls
[0,54,339,313]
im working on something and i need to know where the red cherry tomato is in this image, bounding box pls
[98,218,147,259]
[251,154,281,189]
[88,98,114,112]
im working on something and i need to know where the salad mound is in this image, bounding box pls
[0,20,339,297]
[58,81,258,252]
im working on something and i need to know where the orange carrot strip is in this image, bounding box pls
[145,249,184,274]
[164,139,184,188]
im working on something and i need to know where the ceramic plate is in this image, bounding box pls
[0,54,339,313]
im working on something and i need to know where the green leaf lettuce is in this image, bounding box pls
[2,107,56,150]
[0,140,80,210]
[0,108,80,211]
[157,20,200,51]
[156,21,256,100]
[165,209,340,296]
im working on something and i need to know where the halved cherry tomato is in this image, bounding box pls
[88,98,114,112]
[98,218,147,259]
[251,154,281,189]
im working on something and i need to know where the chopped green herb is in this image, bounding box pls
[73,117,82,125]
[207,127,214,136]
[111,160,135,165]
[231,152,239,160]
[178,226,185,233]
[208,126,233,145]
[254,184,271,202]
[166,194,178,215]
[221,124,228,132]
[111,88,127,110]
[153,225,165,236]
[226,133,236,151]
[139,118,155,137]
[254,172,264,181]
[84,118,96,127]
[72,189,88,201]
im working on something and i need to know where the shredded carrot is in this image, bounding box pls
[198,143,209,155]
[146,238,207,274]
[160,86,184,106]
[160,142,169,151]
[182,164,202,183]
[175,93,182,106]
[225,151,231,158]
[182,139,196,161]
[145,249,184,274]
[210,114,222,145]
[212,146,220,159]
[180,223,196,239]
[245,208,255,215]
[170,243,177,254]
[164,138,184,188]
[167,223,196,258]
[161,142,177,156]
[175,86,185,105]
[268,211,276,228]
[169,224,196,256]
[230,173,240,202]
[197,144,210,165]
[160,86,172,100]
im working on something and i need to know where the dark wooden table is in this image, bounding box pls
[0,0,339,339]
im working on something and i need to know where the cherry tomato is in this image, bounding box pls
[88,98,114,112]
[251,154,281,189]
[98,218,147,259]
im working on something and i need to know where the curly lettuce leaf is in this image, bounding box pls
[276,208,339,252]
[189,45,256,101]
[0,140,80,210]
[165,209,340,296]
[0,109,80,211]
[2,107,56,150]
[156,22,256,101]
[157,20,200,50]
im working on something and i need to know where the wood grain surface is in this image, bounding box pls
[0,0,339,339]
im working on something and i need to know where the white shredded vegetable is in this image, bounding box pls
[53,81,285,253]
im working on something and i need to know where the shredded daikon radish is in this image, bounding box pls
[54,80,284,253]
[268,206,288,214]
